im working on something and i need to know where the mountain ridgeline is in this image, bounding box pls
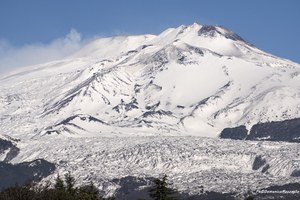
[1,23,299,139]
[1,23,300,197]
[220,117,300,142]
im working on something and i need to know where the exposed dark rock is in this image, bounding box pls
[134,84,142,93]
[44,114,108,135]
[113,98,139,113]
[198,25,220,37]
[127,50,138,54]
[137,120,153,128]
[219,125,248,140]
[143,48,169,69]
[111,176,235,200]
[43,71,107,116]
[43,92,78,116]
[111,177,300,200]
[56,115,107,126]
[112,176,153,200]
[0,138,14,153]
[0,138,20,162]
[218,26,247,42]
[3,146,19,163]
[246,118,300,142]
[186,45,204,56]
[261,164,270,173]
[141,44,153,50]
[220,118,300,143]
[262,182,300,192]
[198,25,251,46]
[0,159,56,190]
[291,169,300,177]
[196,97,210,107]
[46,130,60,135]
[252,155,267,170]
[177,54,186,63]
[145,101,160,111]
[142,110,173,118]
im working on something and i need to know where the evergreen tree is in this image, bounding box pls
[54,174,65,191]
[148,175,178,200]
[53,174,69,200]
[64,172,76,195]
[78,182,102,200]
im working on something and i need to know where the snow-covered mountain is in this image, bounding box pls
[1,23,300,196]
[1,23,299,139]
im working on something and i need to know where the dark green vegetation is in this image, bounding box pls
[148,175,178,200]
[2,172,300,199]
[0,172,103,200]
[0,173,181,200]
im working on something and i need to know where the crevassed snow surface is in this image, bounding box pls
[11,136,300,197]
[1,23,300,195]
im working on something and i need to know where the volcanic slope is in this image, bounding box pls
[2,23,300,197]
[1,23,299,139]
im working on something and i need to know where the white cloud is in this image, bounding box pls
[0,29,83,73]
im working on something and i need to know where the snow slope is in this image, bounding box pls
[11,136,300,197]
[1,23,300,196]
[0,23,299,139]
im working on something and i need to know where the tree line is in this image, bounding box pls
[0,173,179,200]
[0,172,257,200]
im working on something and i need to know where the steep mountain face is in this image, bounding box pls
[1,23,300,196]
[1,23,299,139]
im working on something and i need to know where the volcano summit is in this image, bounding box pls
[1,23,300,198]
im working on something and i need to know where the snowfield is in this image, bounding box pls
[1,23,300,139]
[1,23,300,196]
[11,136,300,197]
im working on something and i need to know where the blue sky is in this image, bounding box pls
[0,0,299,71]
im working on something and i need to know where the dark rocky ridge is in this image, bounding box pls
[0,159,56,190]
[0,138,20,162]
[111,176,300,200]
[219,125,248,140]
[247,118,300,142]
[111,176,234,200]
[198,25,248,44]
[1,138,55,190]
[220,118,300,143]
[252,155,267,171]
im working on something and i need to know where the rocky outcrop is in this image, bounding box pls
[0,138,19,162]
[247,118,300,142]
[219,125,248,140]
[220,118,300,143]
[0,159,56,189]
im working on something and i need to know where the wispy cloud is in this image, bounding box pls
[0,29,83,73]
